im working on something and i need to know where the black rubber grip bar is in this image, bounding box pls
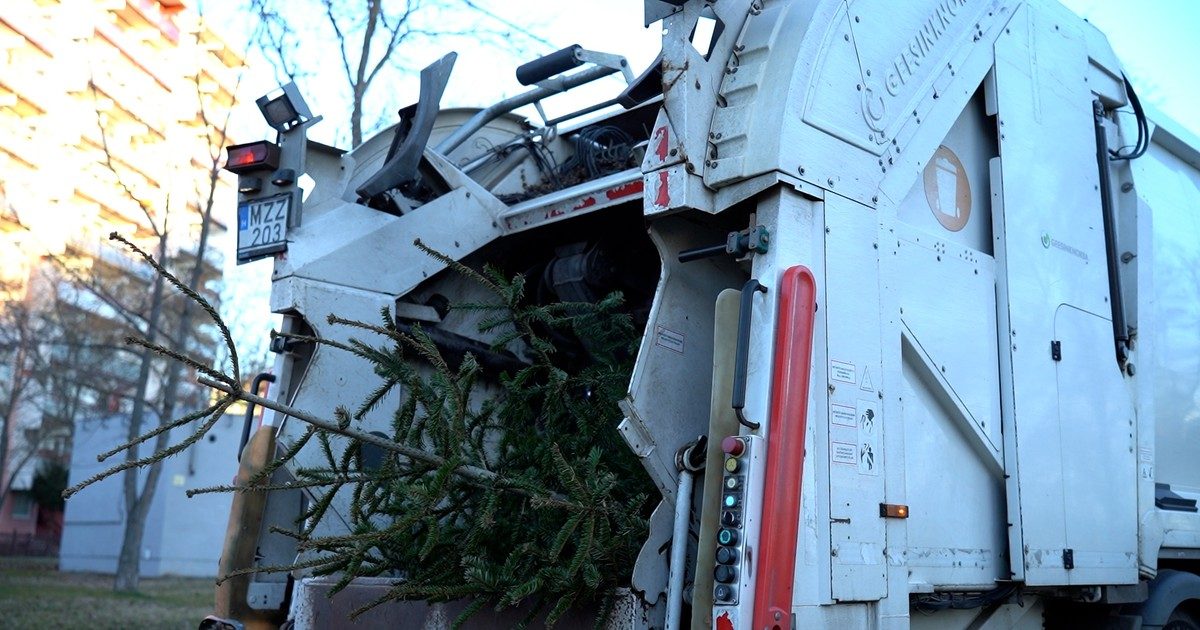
[678,242,727,263]
[238,372,277,461]
[732,279,768,430]
[516,44,582,86]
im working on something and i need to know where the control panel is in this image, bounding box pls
[712,434,765,626]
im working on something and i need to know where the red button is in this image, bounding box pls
[721,436,745,457]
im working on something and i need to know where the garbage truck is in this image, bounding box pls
[207,0,1200,627]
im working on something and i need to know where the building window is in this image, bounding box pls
[10,492,33,520]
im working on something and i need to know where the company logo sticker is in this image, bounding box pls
[1040,232,1089,262]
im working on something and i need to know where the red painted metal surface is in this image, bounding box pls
[752,265,817,630]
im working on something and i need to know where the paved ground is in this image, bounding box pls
[0,557,213,629]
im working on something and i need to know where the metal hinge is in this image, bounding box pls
[1063,548,1075,570]
[1051,340,1062,361]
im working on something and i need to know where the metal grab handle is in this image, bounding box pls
[238,372,277,462]
[732,279,767,430]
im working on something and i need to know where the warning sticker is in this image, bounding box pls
[860,367,875,392]
[831,403,856,427]
[856,399,880,476]
[655,326,685,354]
[858,443,876,474]
[832,441,857,465]
[831,360,856,384]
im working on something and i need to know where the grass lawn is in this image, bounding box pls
[0,557,213,629]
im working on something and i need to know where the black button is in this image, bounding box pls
[721,510,741,527]
[716,547,737,564]
[714,564,737,583]
[714,584,733,602]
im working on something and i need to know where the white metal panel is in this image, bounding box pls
[625,217,748,501]
[895,91,996,255]
[896,226,1002,459]
[824,193,887,601]
[1137,140,1200,492]
[993,2,1138,585]
[705,0,1016,208]
[894,226,1007,589]
[740,189,832,615]
[1052,304,1138,585]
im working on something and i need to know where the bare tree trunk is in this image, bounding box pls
[0,339,31,514]
[114,237,168,592]
[116,182,219,593]
[351,86,365,148]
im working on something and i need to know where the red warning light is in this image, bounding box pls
[224,141,280,175]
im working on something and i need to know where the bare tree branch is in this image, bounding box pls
[87,81,163,238]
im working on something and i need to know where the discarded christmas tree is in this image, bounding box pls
[67,235,655,628]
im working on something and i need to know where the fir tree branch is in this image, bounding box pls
[196,376,560,502]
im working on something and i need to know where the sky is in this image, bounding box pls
[203,0,1200,142]
[202,0,1200,368]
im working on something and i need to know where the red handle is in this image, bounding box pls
[753,265,817,630]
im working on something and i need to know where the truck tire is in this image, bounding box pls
[1140,570,1200,629]
[1165,608,1200,630]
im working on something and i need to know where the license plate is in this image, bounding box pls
[237,194,290,263]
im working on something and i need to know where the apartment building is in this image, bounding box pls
[0,0,244,544]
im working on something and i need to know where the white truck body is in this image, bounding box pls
[218,1,1200,628]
